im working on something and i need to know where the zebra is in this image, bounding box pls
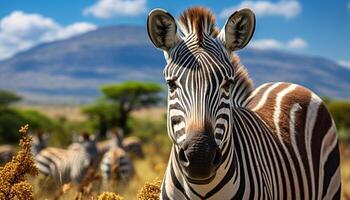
[31,131,48,156]
[94,128,144,159]
[0,144,15,165]
[98,128,134,183]
[35,133,98,184]
[100,146,134,184]
[96,129,123,156]
[123,136,144,159]
[147,7,341,199]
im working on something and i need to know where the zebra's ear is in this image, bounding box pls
[147,8,180,51]
[90,134,96,142]
[43,133,49,141]
[219,8,255,52]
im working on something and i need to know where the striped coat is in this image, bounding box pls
[0,144,15,165]
[147,6,341,200]
[31,132,48,156]
[123,136,144,159]
[100,146,134,184]
[35,134,97,184]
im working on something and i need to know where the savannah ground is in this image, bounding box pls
[6,105,350,199]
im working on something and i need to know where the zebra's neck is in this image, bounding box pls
[230,56,253,108]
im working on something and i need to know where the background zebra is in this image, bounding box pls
[0,144,14,165]
[95,128,144,159]
[99,129,135,184]
[31,131,48,156]
[100,146,134,184]
[123,136,144,159]
[147,6,341,199]
[96,129,123,156]
[35,133,98,184]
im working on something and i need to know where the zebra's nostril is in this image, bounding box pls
[178,148,190,167]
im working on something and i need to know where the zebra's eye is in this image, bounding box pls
[222,79,233,91]
[167,80,178,92]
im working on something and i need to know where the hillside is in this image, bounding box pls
[0,25,349,103]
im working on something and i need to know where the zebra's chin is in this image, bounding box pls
[185,172,216,185]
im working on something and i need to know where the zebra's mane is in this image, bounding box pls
[178,7,253,107]
[178,7,220,41]
[231,54,254,107]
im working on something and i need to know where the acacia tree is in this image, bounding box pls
[81,98,120,138]
[101,81,163,135]
[0,90,21,107]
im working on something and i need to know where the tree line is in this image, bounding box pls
[0,81,163,143]
[0,82,350,144]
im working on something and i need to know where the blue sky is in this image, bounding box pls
[0,0,349,67]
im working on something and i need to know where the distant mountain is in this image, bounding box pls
[0,25,349,104]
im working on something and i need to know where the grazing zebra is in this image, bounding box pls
[0,144,15,165]
[123,136,144,159]
[31,132,48,156]
[96,129,123,156]
[147,7,341,199]
[94,128,143,159]
[35,133,98,184]
[100,146,134,184]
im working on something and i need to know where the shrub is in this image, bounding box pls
[0,108,27,143]
[326,101,350,129]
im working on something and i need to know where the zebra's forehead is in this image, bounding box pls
[163,42,234,81]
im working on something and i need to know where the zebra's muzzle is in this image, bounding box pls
[177,131,221,183]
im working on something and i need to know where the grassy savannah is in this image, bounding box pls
[1,102,350,199]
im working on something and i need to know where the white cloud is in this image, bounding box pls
[249,39,283,49]
[249,37,308,50]
[0,11,96,60]
[286,37,308,49]
[338,60,350,69]
[220,0,302,19]
[83,0,147,19]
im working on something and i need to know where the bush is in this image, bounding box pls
[325,100,350,140]
[128,116,171,155]
[0,90,21,107]
[0,108,27,143]
[0,108,55,144]
[326,101,350,130]
[20,110,55,131]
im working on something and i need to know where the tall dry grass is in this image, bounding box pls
[29,143,165,199]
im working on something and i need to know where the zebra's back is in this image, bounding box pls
[123,136,144,159]
[247,82,341,199]
[97,140,113,156]
[35,147,92,184]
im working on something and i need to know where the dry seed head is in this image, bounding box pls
[137,178,161,200]
[0,124,38,200]
[98,192,124,200]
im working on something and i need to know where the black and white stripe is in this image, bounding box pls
[31,132,48,156]
[123,136,144,159]
[100,146,134,184]
[35,134,98,184]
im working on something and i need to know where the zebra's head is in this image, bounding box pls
[31,131,48,156]
[106,128,124,148]
[78,132,98,167]
[147,7,255,183]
